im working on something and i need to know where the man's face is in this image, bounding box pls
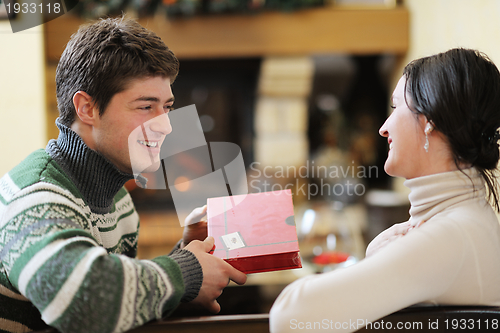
[92,76,174,174]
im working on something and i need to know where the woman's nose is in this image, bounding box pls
[379,119,389,137]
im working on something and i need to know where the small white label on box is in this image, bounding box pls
[221,232,246,251]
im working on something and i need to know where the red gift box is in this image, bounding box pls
[207,189,302,274]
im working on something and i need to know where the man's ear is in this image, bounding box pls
[73,91,98,125]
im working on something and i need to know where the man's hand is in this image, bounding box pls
[184,237,247,313]
[182,205,208,247]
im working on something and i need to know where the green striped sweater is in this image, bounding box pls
[0,122,202,333]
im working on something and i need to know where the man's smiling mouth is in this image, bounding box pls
[138,140,158,148]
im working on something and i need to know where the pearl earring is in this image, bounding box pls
[424,123,433,153]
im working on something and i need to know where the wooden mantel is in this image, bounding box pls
[44,6,408,61]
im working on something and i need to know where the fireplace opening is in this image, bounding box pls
[129,55,395,211]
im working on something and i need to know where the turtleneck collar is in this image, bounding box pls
[46,119,134,214]
[403,168,485,226]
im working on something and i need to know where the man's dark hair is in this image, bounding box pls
[56,16,179,126]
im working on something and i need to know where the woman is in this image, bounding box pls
[269,48,500,332]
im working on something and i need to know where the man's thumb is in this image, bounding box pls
[203,236,215,253]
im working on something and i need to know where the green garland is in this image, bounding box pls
[73,0,326,19]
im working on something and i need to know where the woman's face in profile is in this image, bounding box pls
[379,76,428,179]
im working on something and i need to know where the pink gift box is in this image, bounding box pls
[207,189,302,274]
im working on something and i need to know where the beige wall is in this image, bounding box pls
[0,20,46,177]
[393,0,500,194]
[405,0,500,65]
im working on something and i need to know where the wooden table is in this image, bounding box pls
[129,314,270,333]
[34,314,270,333]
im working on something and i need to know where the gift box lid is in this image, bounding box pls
[207,189,299,260]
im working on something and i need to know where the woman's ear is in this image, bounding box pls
[73,91,97,126]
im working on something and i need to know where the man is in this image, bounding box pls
[0,16,246,333]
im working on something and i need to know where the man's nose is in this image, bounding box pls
[149,112,172,136]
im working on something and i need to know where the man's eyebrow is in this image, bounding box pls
[131,96,175,103]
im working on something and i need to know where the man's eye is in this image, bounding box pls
[141,105,152,110]
[164,105,174,112]
[389,104,396,110]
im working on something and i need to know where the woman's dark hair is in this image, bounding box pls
[403,48,500,211]
[56,16,179,126]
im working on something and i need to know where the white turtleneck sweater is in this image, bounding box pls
[270,168,500,333]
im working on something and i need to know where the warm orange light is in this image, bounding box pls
[174,176,191,192]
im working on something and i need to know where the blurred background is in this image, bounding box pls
[2,0,500,316]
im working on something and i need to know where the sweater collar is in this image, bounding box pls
[404,168,485,226]
[46,120,134,214]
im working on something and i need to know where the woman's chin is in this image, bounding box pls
[384,161,397,178]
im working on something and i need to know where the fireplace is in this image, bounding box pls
[128,54,394,211]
